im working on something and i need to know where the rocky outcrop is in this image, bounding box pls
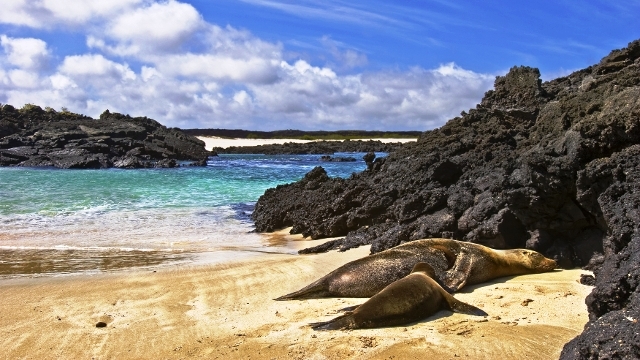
[560,145,640,359]
[253,39,640,358]
[0,106,211,169]
[320,155,357,162]
[215,139,406,155]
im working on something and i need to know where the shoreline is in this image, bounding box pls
[196,136,417,151]
[0,230,592,359]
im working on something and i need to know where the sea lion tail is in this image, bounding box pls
[274,282,326,301]
[447,297,488,317]
[309,313,353,331]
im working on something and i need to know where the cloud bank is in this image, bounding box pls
[0,0,495,130]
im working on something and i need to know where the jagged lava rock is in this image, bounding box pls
[0,107,211,168]
[253,39,640,358]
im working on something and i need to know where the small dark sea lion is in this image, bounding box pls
[275,243,455,300]
[276,239,557,300]
[309,263,487,330]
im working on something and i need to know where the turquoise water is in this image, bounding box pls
[0,153,373,277]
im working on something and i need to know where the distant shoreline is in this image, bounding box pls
[196,136,416,151]
[184,128,421,141]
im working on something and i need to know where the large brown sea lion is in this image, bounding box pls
[309,263,487,330]
[276,238,557,300]
[275,243,454,300]
[431,239,557,291]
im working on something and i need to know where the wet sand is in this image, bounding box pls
[0,230,592,359]
[0,248,194,278]
[196,136,417,151]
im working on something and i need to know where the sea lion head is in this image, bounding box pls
[506,249,557,272]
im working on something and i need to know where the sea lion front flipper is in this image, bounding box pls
[445,295,488,317]
[411,262,436,278]
[443,252,473,292]
[428,244,458,270]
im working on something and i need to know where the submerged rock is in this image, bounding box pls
[319,155,357,162]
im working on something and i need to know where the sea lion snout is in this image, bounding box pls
[520,249,558,272]
[534,254,558,271]
[543,258,558,271]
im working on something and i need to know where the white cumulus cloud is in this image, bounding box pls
[105,0,203,54]
[1,35,50,70]
[0,0,143,28]
[59,54,136,81]
[0,1,496,130]
[156,54,280,84]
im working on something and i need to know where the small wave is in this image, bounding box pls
[0,155,368,277]
[0,245,185,252]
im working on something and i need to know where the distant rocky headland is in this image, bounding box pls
[0,105,211,169]
[252,39,640,358]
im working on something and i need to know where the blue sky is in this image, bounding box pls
[0,1,638,130]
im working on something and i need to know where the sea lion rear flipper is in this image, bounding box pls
[274,281,327,301]
[446,296,488,317]
[443,251,473,292]
[338,304,360,312]
[309,312,354,331]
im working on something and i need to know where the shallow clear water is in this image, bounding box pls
[0,153,375,277]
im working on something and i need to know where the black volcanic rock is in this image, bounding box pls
[560,144,640,360]
[0,107,211,168]
[320,155,357,162]
[252,39,640,357]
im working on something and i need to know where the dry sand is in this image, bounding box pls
[196,136,417,151]
[0,230,592,359]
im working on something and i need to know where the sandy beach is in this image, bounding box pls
[196,136,417,151]
[0,230,592,359]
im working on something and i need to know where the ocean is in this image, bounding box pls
[0,153,374,278]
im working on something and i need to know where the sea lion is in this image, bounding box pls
[275,243,455,300]
[276,238,557,300]
[430,239,558,291]
[309,263,487,330]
